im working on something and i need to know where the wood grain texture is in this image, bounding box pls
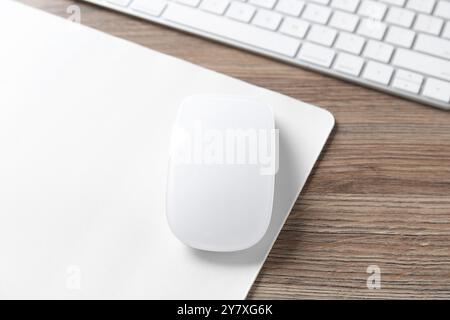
[17,0,450,299]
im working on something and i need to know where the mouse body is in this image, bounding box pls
[166,95,276,252]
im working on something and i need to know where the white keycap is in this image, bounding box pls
[414,34,450,60]
[275,0,305,16]
[333,52,364,75]
[302,3,331,24]
[310,0,330,4]
[357,0,387,20]
[329,11,359,32]
[330,0,360,12]
[392,49,450,81]
[406,0,435,14]
[163,3,301,56]
[443,23,450,40]
[297,42,335,67]
[435,1,450,19]
[385,26,415,48]
[423,78,450,102]
[334,32,365,54]
[380,0,405,6]
[176,0,201,6]
[392,69,423,93]
[363,40,393,63]
[279,17,310,38]
[252,9,283,30]
[413,14,443,35]
[385,7,415,28]
[107,0,131,6]
[249,0,277,9]
[362,61,393,84]
[226,1,255,22]
[357,18,387,40]
[130,0,167,16]
[200,0,230,14]
[307,25,337,46]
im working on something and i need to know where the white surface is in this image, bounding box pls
[167,96,275,252]
[0,0,334,299]
[83,0,450,110]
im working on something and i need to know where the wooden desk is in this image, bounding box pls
[18,0,450,299]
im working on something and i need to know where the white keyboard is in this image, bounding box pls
[83,0,450,110]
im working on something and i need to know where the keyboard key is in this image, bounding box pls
[252,9,283,30]
[435,1,450,19]
[279,17,310,38]
[334,32,365,54]
[385,26,415,48]
[406,0,435,14]
[200,0,230,14]
[249,0,277,9]
[302,3,331,24]
[226,2,255,22]
[275,0,305,16]
[423,78,450,102]
[163,3,301,56]
[414,34,450,60]
[329,10,359,32]
[363,40,393,63]
[307,25,337,46]
[332,52,364,75]
[310,0,330,4]
[297,42,335,67]
[107,0,131,6]
[130,0,167,16]
[443,23,450,40]
[392,69,423,93]
[357,18,387,40]
[380,0,405,6]
[176,0,201,6]
[357,0,387,20]
[385,7,415,28]
[362,61,393,85]
[330,0,360,12]
[392,49,450,81]
[413,14,443,35]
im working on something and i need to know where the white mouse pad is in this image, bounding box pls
[0,0,334,299]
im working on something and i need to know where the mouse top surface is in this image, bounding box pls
[166,95,277,252]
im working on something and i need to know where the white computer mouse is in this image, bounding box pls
[166,95,277,252]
